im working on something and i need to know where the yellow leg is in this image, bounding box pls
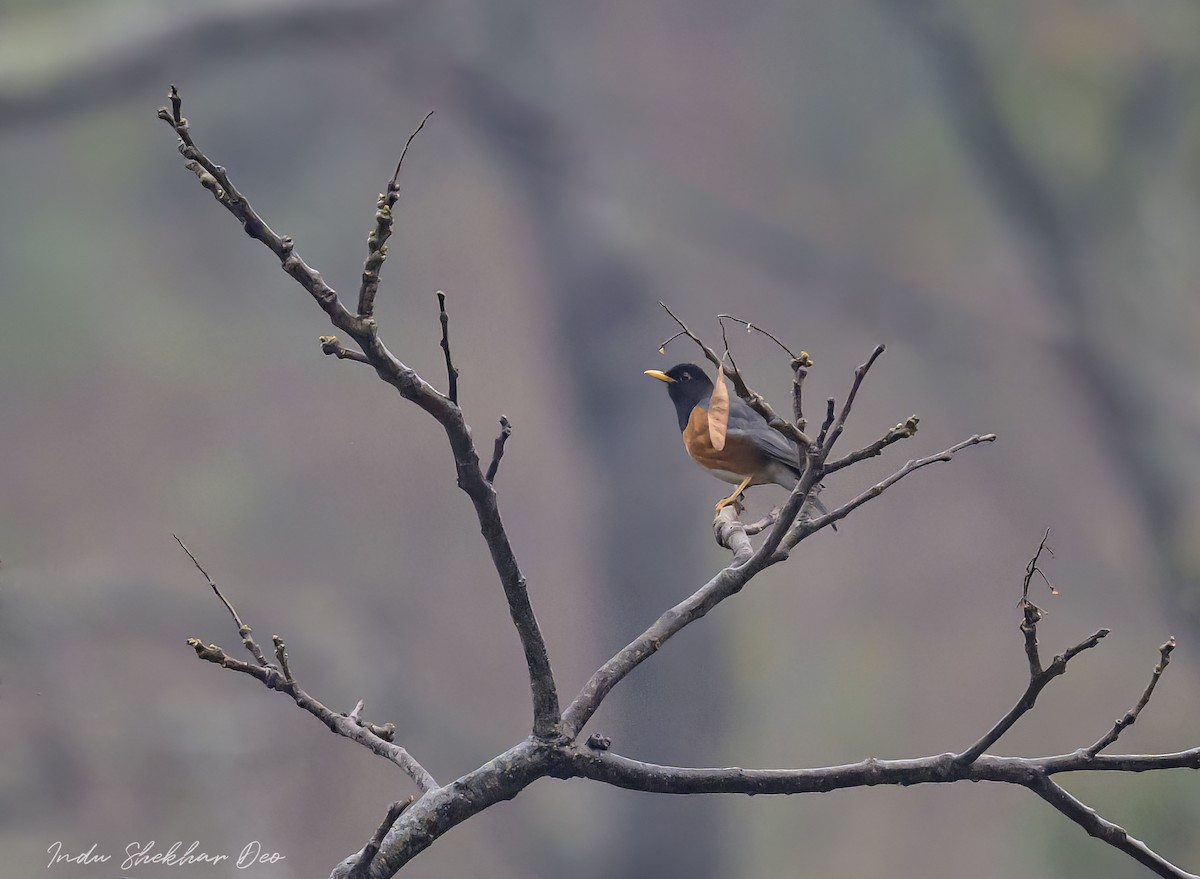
[715,475,755,512]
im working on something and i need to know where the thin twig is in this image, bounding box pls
[1086,637,1177,757]
[789,355,812,432]
[168,84,182,124]
[821,344,886,455]
[357,111,434,317]
[436,291,459,405]
[656,329,688,353]
[659,302,724,371]
[177,538,436,790]
[782,434,997,550]
[718,318,745,394]
[816,399,836,446]
[1020,528,1058,608]
[823,416,920,475]
[391,110,435,186]
[272,634,294,684]
[716,314,798,359]
[348,797,415,879]
[743,510,780,536]
[174,535,271,667]
[485,416,512,483]
[185,636,437,790]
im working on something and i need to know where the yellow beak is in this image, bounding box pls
[644,369,675,383]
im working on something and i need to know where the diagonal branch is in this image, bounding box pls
[349,798,415,879]
[820,344,886,456]
[159,87,561,741]
[178,543,438,793]
[1025,774,1198,879]
[823,416,920,475]
[175,535,271,668]
[780,433,997,551]
[1086,637,1176,758]
[560,552,779,738]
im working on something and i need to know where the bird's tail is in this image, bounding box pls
[803,485,837,532]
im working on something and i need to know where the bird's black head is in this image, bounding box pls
[645,363,715,431]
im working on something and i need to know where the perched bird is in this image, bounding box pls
[645,362,829,519]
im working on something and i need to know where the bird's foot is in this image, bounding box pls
[714,493,745,514]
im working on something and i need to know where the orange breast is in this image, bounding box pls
[681,405,767,484]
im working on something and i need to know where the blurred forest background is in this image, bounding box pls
[3,1,1200,877]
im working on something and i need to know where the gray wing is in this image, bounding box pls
[725,396,802,473]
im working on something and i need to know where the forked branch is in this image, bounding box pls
[176,539,437,793]
[159,87,560,740]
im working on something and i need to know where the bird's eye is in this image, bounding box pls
[680,372,690,381]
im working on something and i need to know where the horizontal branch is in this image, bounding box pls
[567,745,1200,796]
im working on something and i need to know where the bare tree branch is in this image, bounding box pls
[174,534,270,668]
[320,336,371,364]
[178,543,438,793]
[485,416,512,484]
[780,433,997,551]
[822,344,886,455]
[568,745,1200,793]
[1019,528,1058,612]
[1026,775,1198,879]
[159,88,561,740]
[954,625,1109,766]
[435,291,459,404]
[823,416,919,475]
[1086,637,1177,758]
[349,798,415,879]
[816,398,836,446]
[357,109,439,320]
[716,314,799,359]
[560,551,779,738]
